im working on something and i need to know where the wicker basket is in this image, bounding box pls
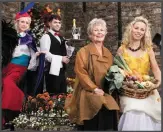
[118,83,157,99]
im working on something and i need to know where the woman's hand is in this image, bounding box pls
[40,51,47,54]
[36,51,47,57]
[94,88,104,96]
[35,52,41,57]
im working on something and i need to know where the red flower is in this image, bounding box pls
[45,96,50,101]
[52,95,57,99]
[43,92,49,97]
[40,95,46,100]
[48,100,54,106]
[58,95,63,98]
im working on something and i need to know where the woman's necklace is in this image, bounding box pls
[128,45,141,52]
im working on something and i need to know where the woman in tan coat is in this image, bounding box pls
[65,18,119,130]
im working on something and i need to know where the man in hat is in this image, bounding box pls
[40,14,70,95]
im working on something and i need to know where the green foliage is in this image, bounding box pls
[105,65,124,94]
[28,3,55,46]
[114,55,132,73]
[29,4,46,46]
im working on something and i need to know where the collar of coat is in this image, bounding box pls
[86,43,113,63]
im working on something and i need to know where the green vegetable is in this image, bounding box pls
[105,76,113,82]
[104,55,132,95]
[114,72,124,89]
[104,65,125,94]
[114,55,132,74]
[109,65,119,73]
[115,55,124,66]
[108,82,116,94]
[135,81,144,89]
[113,57,126,70]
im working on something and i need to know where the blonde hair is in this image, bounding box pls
[14,17,31,32]
[122,16,152,50]
[87,18,107,39]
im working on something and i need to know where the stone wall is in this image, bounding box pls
[120,2,161,68]
[63,2,118,54]
[2,2,161,77]
[62,2,161,77]
[121,2,161,36]
[2,2,20,22]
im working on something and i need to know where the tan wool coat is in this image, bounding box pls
[65,43,119,125]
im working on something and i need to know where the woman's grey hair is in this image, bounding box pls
[87,18,107,38]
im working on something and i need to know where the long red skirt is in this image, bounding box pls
[2,63,27,111]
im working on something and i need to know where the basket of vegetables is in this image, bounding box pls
[119,74,158,99]
[105,55,158,99]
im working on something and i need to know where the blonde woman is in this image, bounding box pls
[117,16,161,131]
[2,12,41,126]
